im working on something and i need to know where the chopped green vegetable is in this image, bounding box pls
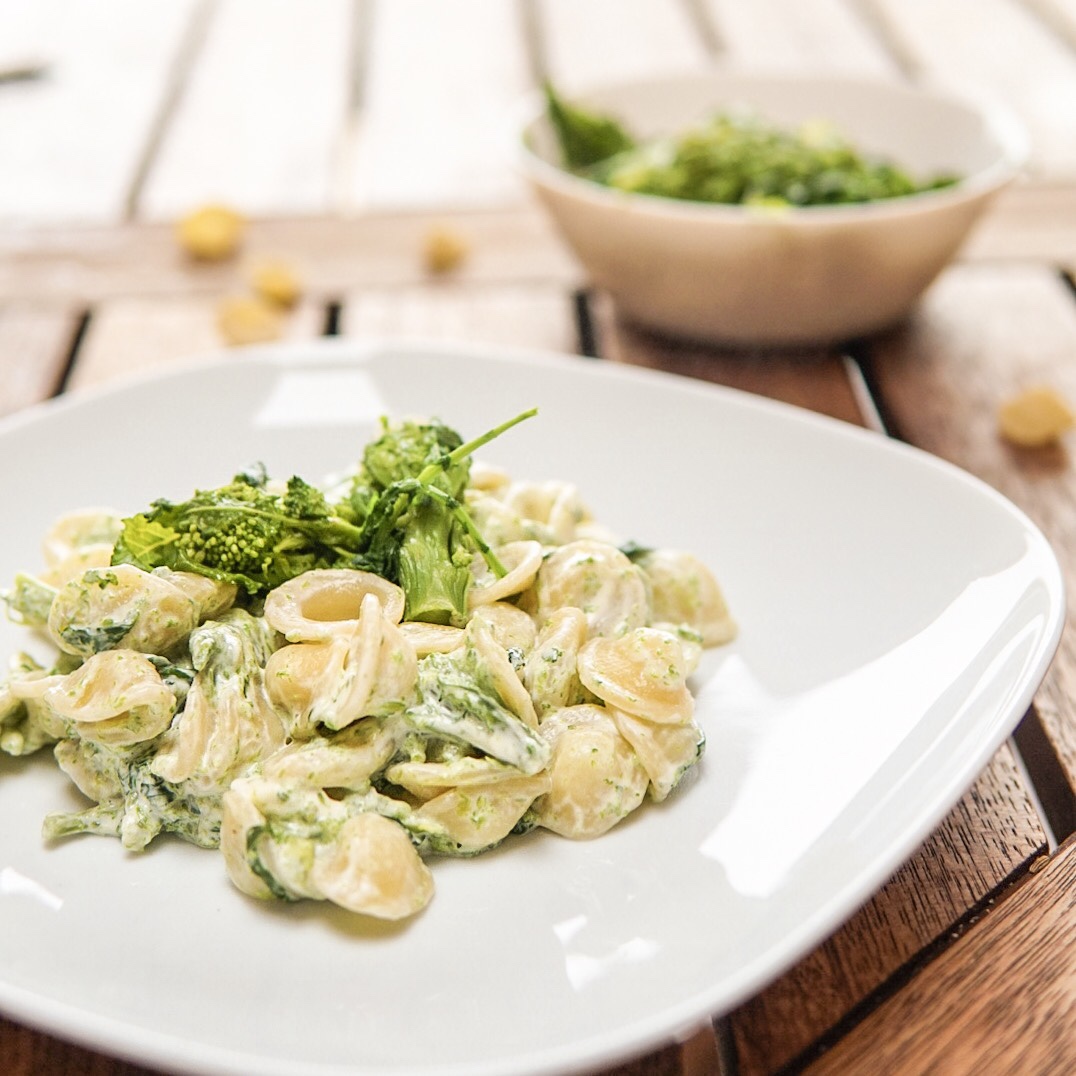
[342,408,537,625]
[405,647,549,775]
[543,82,635,170]
[111,408,536,620]
[112,467,364,597]
[545,87,959,206]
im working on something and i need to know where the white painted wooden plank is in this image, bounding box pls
[703,0,901,77]
[347,0,531,212]
[1030,0,1076,38]
[0,0,199,224]
[139,0,353,220]
[536,0,710,91]
[870,0,1076,176]
[68,296,323,390]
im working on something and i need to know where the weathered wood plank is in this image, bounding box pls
[0,0,201,224]
[702,0,901,76]
[66,295,324,391]
[805,835,1076,1075]
[138,0,354,220]
[346,0,531,211]
[0,210,580,305]
[533,0,710,91]
[0,304,79,416]
[868,262,1076,792]
[594,296,1047,1074]
[866,0,1076,176]
[342,282,576,352]
[0,1018,154,1076]
[1,181,1071,308]
[591,291,865,422]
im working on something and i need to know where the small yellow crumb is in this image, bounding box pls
[249,259,303,308]
[997,385,1076,448]
[176,205,246,262]
[423,224,469,274]
[216,295,284,346]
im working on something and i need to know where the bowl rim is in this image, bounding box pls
[515,68,1030,223]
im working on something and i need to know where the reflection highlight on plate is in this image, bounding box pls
[254,369,387,427]
[0,867,63,911]
[700,546,1046,899]
[555,914,661,991]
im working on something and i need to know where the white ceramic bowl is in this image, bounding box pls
[519,71,1028,347]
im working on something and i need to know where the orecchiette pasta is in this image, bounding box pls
[44,650,177,747]
[265,592,417,736]
[636,549,737,647]
[1,414,737,923]
[48,564,200,658]
[533,539,649,639]
[42,508,124,568]
[576,627,695,724]
[263,568,405,642]
[536,705,649,838]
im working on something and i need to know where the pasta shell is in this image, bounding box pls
[468,540,543,609]
[467,615,538,731]
[609,706,705,802]
[415,773,551,854]
[41,544,114,589]
[469,601,536,655]
[220,777,275,900]
[310,812,434,920]
[266,594,417,735]
[637,549,737,647]
[504,481,590,544]
[576,627,694,724]
[262,718,404,791]
[397,621,465,656]
[44,650,176,747]
[534,540,648,640]
[535,704,648,838]
[48,564,199,658]
[386,755,531,801]
[155,569,238,623]
[264,568,406,642]
[42,508,123,568]
[523,606,588,719]
[151,610,285,792]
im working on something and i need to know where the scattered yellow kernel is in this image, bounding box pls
[997,385,1076,448]
[249,259,303,308]
[216,295,284,347]
[176,205,246,262]
[423,224,469,274]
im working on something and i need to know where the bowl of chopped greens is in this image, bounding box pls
[519,71,1027,346]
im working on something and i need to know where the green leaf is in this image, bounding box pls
[544,82,635,170]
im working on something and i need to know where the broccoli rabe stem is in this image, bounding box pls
[417,408,537,488]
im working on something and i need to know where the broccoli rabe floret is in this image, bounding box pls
[343,409,536,625]
[111,409,536,623]
[111,467,364,597]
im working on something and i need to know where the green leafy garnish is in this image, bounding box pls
[543,85,959,206]
[112,468,364,596]
[543,82,635,170]
[111,409,537,625]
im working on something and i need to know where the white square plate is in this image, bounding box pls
[0,340,1063,1075]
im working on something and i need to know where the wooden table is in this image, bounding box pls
[2,2,1076,1073]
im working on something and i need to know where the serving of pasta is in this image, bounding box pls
[0,411,735,922]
